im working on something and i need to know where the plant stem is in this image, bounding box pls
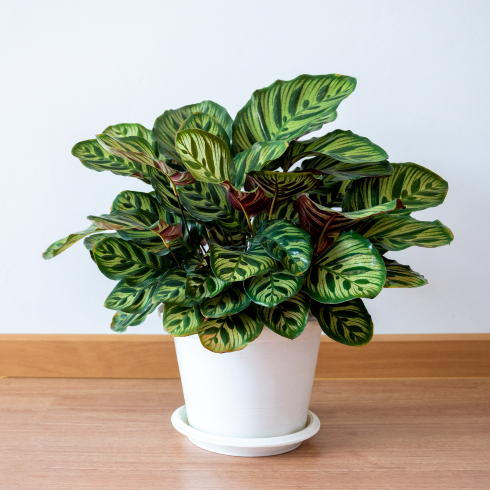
[237,200,253,237]
[268,193,277,221]
[160,236,183,269]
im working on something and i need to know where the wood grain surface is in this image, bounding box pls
[1,378,489,489]
[1,329,489,379]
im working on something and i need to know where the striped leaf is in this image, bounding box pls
[200,284,251,318]
[184,251,205,272]
[304,230,386,304]
[110,303,158,332]
[177,181,247,232]
[234,141,289,189]
[383,258,428,288]
[185,266,231,300]
[221,182,271,218]
[285,130,388,166]
[206,227,248,248]
[112,190,177,223]
[198,305,263,353]
[244,271,302,307]
[93,237,171,287]
[210,243,276,282]
[310,179,352,208]
[43,224,105,259]
[253,220,313,275]
[247,171,321,206]
[252,201,297,235]
[257,291,310,339]
[71,139,151,182]
[232,74,356,153]
[355,214,454,251]
[148,167,189,216]
[83,233,115,251]
[162,304,203,336]
[104,281,157,313]
[343,163,448,214]
[153,268,199,306]
[179,112,232,151]
[152,100,233,162]
[311,299,373,346]
[103,123,152,140]
[125,236,189,257]
[175,129,232,185]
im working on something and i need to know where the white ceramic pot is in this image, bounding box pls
[172,321,322,456]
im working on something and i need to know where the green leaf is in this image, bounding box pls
[257,291,310,339]
[200,284,251,318]
[184,251,206,272]
[310,180,352,208]
[104,281,157,313]
[304,230,386,304]
[93,237,171,287]
[383,258,428,288]
[148,167,189,216]
[343,163,448,214]
[311,299,373,346]
[206,227,248,248]
[152,268,198,306]
[244,270,302,307]
[110,303,158,332]
[247,170,321,206]
[185,266,231,300]
[177,181,247,232]
[252,201,297,235]
[83,233,115,251]
[112,190,178,223]
[162,304,203,336]
[285,130,388,166]
[152,100,233,162]
[355,214,454,251]
[198,305,263,353]
[210,243,276,282]
[175,129,232,185]
[43,224,105,259]
[233,141,289,189]
[232,74,356,153]
[253,220,313,275]
[103,123,152,140]
[179,112,232,151]
[96,133,159,167]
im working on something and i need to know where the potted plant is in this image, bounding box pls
[44,73,453,457]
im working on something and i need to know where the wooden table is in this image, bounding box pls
[1,378,489,489]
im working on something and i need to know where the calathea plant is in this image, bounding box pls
[44,74,453,353]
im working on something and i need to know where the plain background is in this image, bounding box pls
[1,0,488,334]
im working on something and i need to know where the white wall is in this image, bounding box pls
[1,0,488,334]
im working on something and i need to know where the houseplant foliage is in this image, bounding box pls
[44,74,453,352]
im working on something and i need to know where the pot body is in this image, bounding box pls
[174,322,322,438]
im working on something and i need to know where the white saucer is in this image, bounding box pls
[171,405,321,457]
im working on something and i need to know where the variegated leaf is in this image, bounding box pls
[221,181,271,218]
[110,303,158,332]
[153,268,198,306]
[175,129,232,185]
[162,303,203,336]
[43,224,105,259]
[343,163,448,214]
[244,271,302,307]
[149,166,190,216]
[257,291,310,339]
[104,281,157,313]
[179,112,232,152]
[112,190,178,223]
[200,284,251,318]
[383,258,428,288]
[210,243,276,282]
[83,233,115,251]
[152,100,233,162]
[355,214,454,251]
[309,180,350,208]
[93,237,171,287]
[311,299,373,346]
[252,201,297,235]
[185,266,230,300]
[184,251,206,272]
[103,123,152,140]
[233,141,289,189]
[253,220,313,275]
[304,230,386,304]
[232,74,356,153]
[198,305,263,353]
[206,227,248,248]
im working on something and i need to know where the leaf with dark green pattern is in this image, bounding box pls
[200,284,251,318]
[252,201,297,235]
[179,112,232,152]
[304,230,386,304]
[185,266,230,300]
[206,227,248,248]
[104,281,157,313]
[355,214,454,251]
[83,233,115,251]
[343,163,448,214]
[198,305,263,353]
[149,167,190,216]
[257,291,310,339]
[210,243,276,282]
[184,251,206,272]
[244,270,302,307]
[383,258,428,288]
[253,220,313,275]
[93,237,171,287]
[232,74,356,153]
[311,299,373,346]
[103,123,152,140]
[152,268,198,306]
[43,224,105,259]
[112,190,178,223]
[162,303,203,336]
[110,303,158,332]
